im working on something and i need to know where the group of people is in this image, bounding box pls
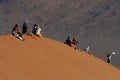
[64,36,78,49]
[64,36,116,64]
[65,36,90,52]
[12,22,116,64]
[12,21,42,40]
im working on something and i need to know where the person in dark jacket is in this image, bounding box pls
[107,54,112,63]
[65,36,72,47]
[22,21,28,34]
[32,24,38,34]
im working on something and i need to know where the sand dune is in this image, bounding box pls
[0,34,120,80]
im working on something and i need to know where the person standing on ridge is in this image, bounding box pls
[22,21,28,34]
[107,52,116,63]
[107,53,112,63]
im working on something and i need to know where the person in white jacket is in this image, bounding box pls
[83,46,90,53]
[35,25,42,37]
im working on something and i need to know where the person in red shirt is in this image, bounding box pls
[72,38,78,49]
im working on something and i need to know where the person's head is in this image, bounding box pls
[67,36,70,39]
[34,24,37,27]
[73,38,76,41]
[15,24,18,27]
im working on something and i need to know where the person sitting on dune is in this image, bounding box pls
[32,24,42,37]
[12,24,24,41]
[71,38,78,49]
[35,25,42,37]
[64,36,72,47]
[32,24,37,34]
[83,46,90,53]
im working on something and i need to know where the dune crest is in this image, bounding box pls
[0,34,120,80]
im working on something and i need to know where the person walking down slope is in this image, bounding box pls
[107,53,112,63]
[64,36,72,47]
[12,24,24,41]
[22,21,28,34]
[72,38,78,49]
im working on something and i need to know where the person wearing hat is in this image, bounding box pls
[107,53,112,63]
[106,52,116,63]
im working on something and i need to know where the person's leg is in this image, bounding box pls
[22,30,26,34]
[18,32,22,37]
[18,36,24,41]
[107,59,110,63]
[71,44,74,48]
[36,32,42,37]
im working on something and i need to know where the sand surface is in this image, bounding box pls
[0,34,120,80]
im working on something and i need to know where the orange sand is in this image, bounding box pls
[0,34,120,80]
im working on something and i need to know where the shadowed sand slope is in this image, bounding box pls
[0,34,120,80]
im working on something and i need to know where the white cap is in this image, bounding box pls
[112,52,116,55]
[25,20,29,23]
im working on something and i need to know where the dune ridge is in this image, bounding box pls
[0,34,120,80]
